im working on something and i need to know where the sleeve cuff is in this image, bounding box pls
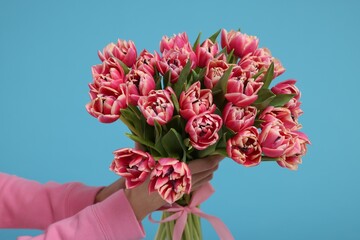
[92,189,145,240]
[65,183,104,218]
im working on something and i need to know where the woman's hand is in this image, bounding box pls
[124,154,224,221]
[95,142,224,220]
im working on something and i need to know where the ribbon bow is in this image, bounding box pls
[149,182,234,240]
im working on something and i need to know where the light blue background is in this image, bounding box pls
[1,0,359,239]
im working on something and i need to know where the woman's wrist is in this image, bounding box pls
[124,184,166,221]
[95,178,126,203]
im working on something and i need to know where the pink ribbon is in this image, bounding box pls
[149,183,234,240]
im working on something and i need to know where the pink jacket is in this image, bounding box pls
[0,173,145,240]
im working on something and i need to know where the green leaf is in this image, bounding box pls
[154,120,162,142]
[125,133,155,150]
[213,92,226,110]
[142,120,154,141]
[167,115,183,132]
[212,66,233,95]
[251,69,265,81]
[196,67,207,82]
[212,148,228,157]
[261,62,274,89]
[269,94,295,107]
[154,140,168,157]
[254,119,264,128]
[127,106,145,138]
[216,132,228,149]
[192,32,202,51]
[163,70,172,88]
[252,88,276,110]
[119,116,137,135]
[223,126,236,139]
[154,69,162,90]
[174,60,192,98]
[191,69,198,80]
[214,107,222,116]
[115,59,130,74]
[125,133,166,157]
[119,107,132,119]
[216,47,227,58]
[161,128,187,159]
[208,29,221,43]
[189,75,196,89]
[170,90,180,113]
[127,105,142,120]
[226,49,235,63]
[196,142,217,158]
[254,89,275,103]
[120,108,141,135]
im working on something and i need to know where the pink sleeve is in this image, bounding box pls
[0,173,102,229]
[17,190,145,240]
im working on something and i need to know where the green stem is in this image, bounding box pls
[187,215,194,240]
[183,220,191,240]
[192,213,201,240]
[159,223,167,240]
[169,217,174,238]
[165,221,171,239]
[197,215,203,239]
[189,213,199,240]
[155,220,165,240]
[164,212,172,239]
[261,156,281,161]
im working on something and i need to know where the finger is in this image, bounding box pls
[188,155,223,174]
[192,164,218,185]
[193,172,214,188]
[134,142,146,151]
[191,175,213,192]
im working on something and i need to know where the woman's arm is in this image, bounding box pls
[0,173,102,229]
[17,189,145,240]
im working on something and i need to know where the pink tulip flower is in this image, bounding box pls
[149,158,191,204]
[134,50,156,76]
[125,69,156,105]
[98,39,137,67]
[277,131,310,170]
[225,67,263,107]
[204,58,230,89]
[226,126,262,167]
[89,58,126,99]
[196,39,219,68]
[271,79,303,118]
[221,29,259,58]
[222,102,257,133]
[259,106,301,131]
[185,112,223,150]
[259,122,292,158]
[85,89,127,123]
[238,48,285,80]
[155,48,197,83]
[179,81,216,120]
[160,32,192,53]
[138,87,174,126]
[110,148,155,189]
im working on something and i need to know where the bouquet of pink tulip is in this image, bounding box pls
[86,29,310,240]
